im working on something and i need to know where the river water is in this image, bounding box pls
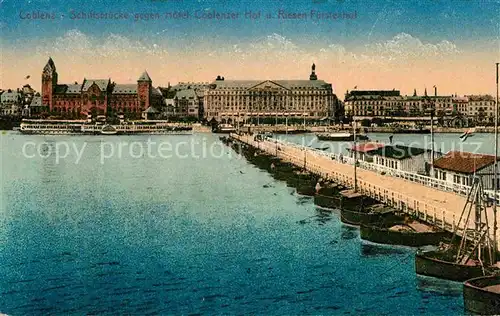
[0,131,480,314]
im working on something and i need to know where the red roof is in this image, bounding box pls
[350,142,385,153]
[433,151,496,174]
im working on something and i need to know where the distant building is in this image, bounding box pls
[0,89,22,116]
[344,90,405,117]
[28,95,46,116]
[432,151,499,190]
[41,58,162,118]
[174,89,200,118]
[371,145,434,174]
[465,95,496,124]
[204,64,338,123]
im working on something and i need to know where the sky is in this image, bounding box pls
[0,0,499,96]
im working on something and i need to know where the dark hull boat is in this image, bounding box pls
[391,128,430,134]
[274,129,307,135]
[340,201,393,226]
[360,221,452,247]
[316,132,369,141]
[463,275,500,315]
[314,185,342,209]
[415,250,485,282]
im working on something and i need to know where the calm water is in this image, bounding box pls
[0,132,467,315]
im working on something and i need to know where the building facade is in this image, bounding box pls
[203,64,338,123]
[41,58,162,118]
[371,145,434,174]
[344,88,498,125]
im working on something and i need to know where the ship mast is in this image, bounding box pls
[494,62,499,262]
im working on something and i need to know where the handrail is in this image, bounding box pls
[231,133,484,234]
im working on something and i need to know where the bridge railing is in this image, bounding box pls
[269,137,498,203]
[244,136,465,232]
[233,133,492,243]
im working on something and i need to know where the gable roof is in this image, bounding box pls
[82,79,110,92]
[144,106,159,113]
[350,142,385,153]
[175,89,197,99]
[371,145,428,160]
[433,151,496,174]
[29,96,43,107]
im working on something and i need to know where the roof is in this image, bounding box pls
[433,151,496,174]
[144,106,159,113]
[152,87,162,96]
[138,71,152,82]
[67,84,81,94]
[209,79,331,90]
[175,89,197,99]
[0,91,20,102]
[371,145,428,160]
[350,142,385,153]
[112,84,137,94]
[349,90,401,97]
[466,95,494,101]
[171,82,209,91]
[29,96,43,107]
[82,79,110,92]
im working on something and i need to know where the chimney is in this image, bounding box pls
[434,86,437,97]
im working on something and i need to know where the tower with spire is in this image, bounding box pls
[41,57,58,110]
[137,70,152,111]
[309,63,317,80]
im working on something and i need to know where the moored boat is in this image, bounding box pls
[340,201,393,226]
[214,123,236,133]
[463,275,500,315]
[100,125,118,135]
[415,249,486,282]
[316,132,369,141]
[360,219,452,247]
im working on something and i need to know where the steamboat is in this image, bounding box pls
[19,120,193,135]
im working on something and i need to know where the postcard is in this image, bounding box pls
[1,0,499,314]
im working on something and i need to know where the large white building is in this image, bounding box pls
[203,64,339,123]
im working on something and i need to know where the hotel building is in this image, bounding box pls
[203,64,339,123]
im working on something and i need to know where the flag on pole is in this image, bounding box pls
[460,128,475,141]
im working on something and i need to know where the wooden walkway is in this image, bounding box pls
[232,133,499,248]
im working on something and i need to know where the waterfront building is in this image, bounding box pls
[174,89,200,119]
[41,58,162,118]
[465,95,497,124]
[28,95,46,116]
[371,145,433,174]
[432,151,499,190]
[348,142,385,162]
[344,90,404,117]
[0,89,22,116]
[203,64,338,123]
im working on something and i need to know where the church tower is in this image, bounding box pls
[137,71,152,111]
[309,63,317,80]
[42,57,58,110]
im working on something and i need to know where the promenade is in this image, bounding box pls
[232,133,499,248]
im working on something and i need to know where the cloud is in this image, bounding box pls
[365,32,460,61]
[36,29,168,59]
